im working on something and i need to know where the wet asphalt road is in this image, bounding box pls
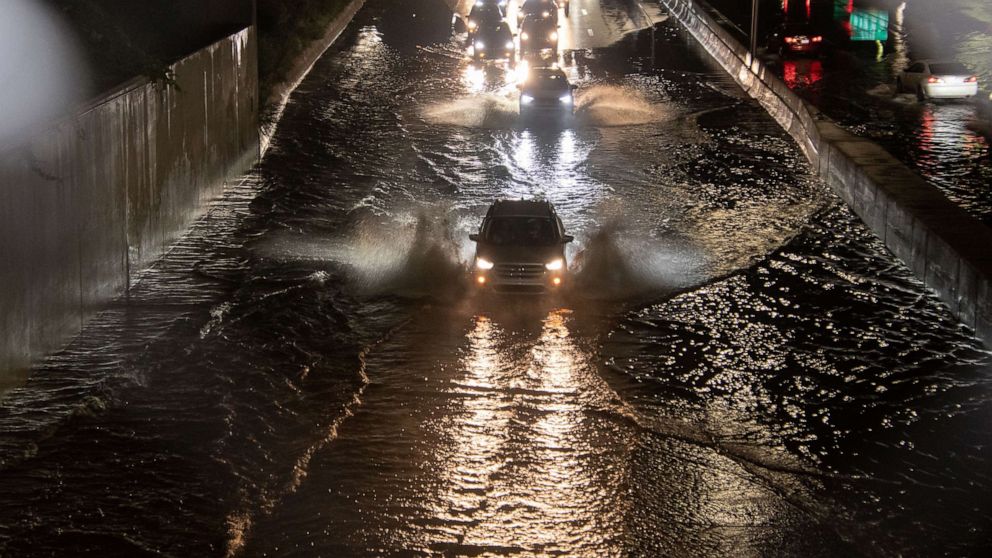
[0,1,990,556]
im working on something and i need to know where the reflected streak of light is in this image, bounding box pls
[891,3,909,76]
[462,64,486,93]
[514,130,536,171]
[782,59,823,89]
[531,311,578,391]
[422,309,628,554]
[427,315,510,542]
[523,309,612,551]
[916,105,987,177]
[558,129,578,166]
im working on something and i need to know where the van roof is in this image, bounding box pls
[489,199,556,217]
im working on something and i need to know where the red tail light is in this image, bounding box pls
[784,36,797,44]
[965,75,978,83]
[927,76,944,84]
[811,35,823,42]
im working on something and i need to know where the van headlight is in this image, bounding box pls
[549,31,558,42]
[476,257,495,270]
[505,41,514,50]
[520,94,534,104]
[545,258,564,271]
[475,41,485,50]
[559,94,572,104]
[521,32,529,41]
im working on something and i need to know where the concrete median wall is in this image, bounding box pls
[660,0,992,346]
[0,27,258,382]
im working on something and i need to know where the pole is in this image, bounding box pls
[750,0,759,57]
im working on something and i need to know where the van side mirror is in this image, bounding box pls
[469,233,480,242]
[562,235,574,243]
[570,84,577,91]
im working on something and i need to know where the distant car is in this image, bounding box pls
[896,60,979,100]
[520,0,560,27]
[519,15,558,55]
[471,21,515,64]
[469,199,573,294]
[475,0,507,10]
[466,2,505,38]
[767,22,824,57]
[519,67,576,117]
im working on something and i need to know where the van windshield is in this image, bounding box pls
[484,217,559,246]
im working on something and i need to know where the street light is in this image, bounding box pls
[750,0,759,57]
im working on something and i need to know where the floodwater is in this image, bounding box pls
[0,1,990,556]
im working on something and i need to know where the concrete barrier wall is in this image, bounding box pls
[660,0,992,346]
[261,0,366,152]
[0,27,258,380]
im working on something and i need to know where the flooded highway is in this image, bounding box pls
[0,0,990,556]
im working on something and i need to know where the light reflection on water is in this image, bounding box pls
[417,309,629,555]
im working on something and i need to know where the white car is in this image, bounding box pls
[897,60,979,101]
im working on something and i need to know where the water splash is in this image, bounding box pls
[422,84,671,129]
[571,219,706,300]
[257,208,469,300]
[422,93,519,128]
[574,85,670,127]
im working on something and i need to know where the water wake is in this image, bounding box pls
[422,84,670,129]
[257,208,469,300]
[574,85,670,127]
[422,94,519,128]
[571,219,706,300]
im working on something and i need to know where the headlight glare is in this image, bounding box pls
[505,41,514,49]
[475,41,485,50]
[476,257,495,270]
[559,94,572,104]
[520,94,534,104]
[545,258,564,271]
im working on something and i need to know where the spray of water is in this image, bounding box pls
[574,85,669,127]
[570,218,706,300]
[422,94,520,128]
[257,207,470,300]
[422,84,670,130]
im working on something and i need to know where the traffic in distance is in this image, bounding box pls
[461,0,578,121]
[461,1,579,296]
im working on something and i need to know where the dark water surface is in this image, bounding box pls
[0,1,990,556]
